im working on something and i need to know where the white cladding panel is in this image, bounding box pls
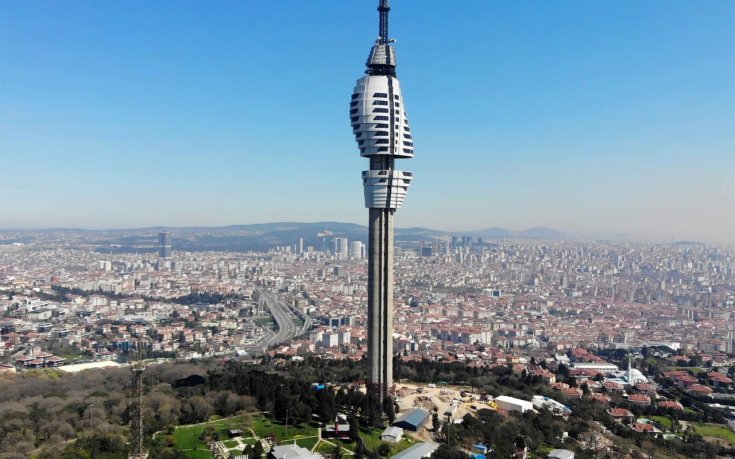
[350,75,414,158]
[362,169,412,209]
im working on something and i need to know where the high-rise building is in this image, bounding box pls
[298,237,304,255]
[334,237,349,259]
[350,0,413,413]
[350,240,365,259]
[158,232,172,258]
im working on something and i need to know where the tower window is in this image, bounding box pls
[395,103,400,108]
[374,131,389,137]
[375,139,389,144]
[350,108,358,114]
[350,101,358,107]
[403,141,413,146]
[404,134,412,139]
[350,116,359,122]
[358,140,365,145]
[377,147,388,152]
[373,92,388,98]
[373,100,388,105]
[403,148,412,153]
[373,108,389,113]
[374,116,389,121]
[404,126,410,132]
[375,123,389,128]
[352,93,360,99]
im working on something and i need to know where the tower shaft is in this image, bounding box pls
[367,207,394,399]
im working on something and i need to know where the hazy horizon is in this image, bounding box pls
[1,1,733,244]
[1,220,732,246]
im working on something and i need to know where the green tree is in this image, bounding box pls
[253,441,264,458]
[383,396,396,425]
[349,416,361,442]
[377,443,392,457]
[430,444,468,459]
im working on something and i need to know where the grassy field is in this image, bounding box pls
[171,416,249,458]
[170,415,419,458]
[250,416,318,441]
[355,427,416,455]
[170,415,320,458]
[650,416,673,430]
[294,437,320,450]
[693,423,735,445]
[313,427,415,456]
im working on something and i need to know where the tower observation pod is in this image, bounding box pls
[349,0,413,422]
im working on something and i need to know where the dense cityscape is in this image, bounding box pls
[1,229,734,458]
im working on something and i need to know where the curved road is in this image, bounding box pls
[244,289,312,352]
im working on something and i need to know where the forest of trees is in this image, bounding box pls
[0,356,732,459]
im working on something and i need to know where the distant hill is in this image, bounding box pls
[469,226,570,240]
[1,222,573,253]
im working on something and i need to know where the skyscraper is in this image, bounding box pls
[350,0,413,413]
[334,237,349,259]
[158,232,172,258]
[350,240,365,259]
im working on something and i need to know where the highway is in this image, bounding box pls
[244,289,312,352]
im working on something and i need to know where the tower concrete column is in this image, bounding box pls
[367,207,394,398]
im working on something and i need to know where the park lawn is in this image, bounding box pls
[173,416,249,458]
[251,416,318,442]
[315,441,344,456]
[321,438,356,453]
[294,437,320,450]
[358,427,385,450]
[222,440,239,449]
[693,423,735,445]
[650,416,673,430]
[173,424,208,450]
[184,451,214,459]
[358,427,416,455]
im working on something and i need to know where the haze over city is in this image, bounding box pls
[1,1,733,243]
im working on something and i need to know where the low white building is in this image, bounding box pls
[572,362,618,373]
[495,395,534,414]
[532,396,571,416]
[381,426,404,443]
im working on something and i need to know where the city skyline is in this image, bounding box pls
[1,1,734,243]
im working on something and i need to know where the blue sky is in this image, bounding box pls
[1,1,734,242]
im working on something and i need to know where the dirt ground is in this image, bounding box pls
[393,383,488,425]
